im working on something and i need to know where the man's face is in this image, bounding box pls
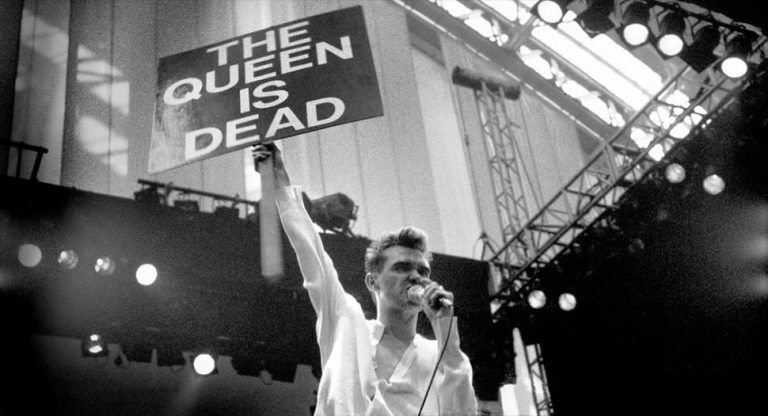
[374,246,431,311]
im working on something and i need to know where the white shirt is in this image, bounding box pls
[277,186,478,416]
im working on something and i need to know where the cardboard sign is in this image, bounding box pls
[149,6,382,173]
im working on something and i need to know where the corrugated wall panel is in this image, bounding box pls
[439,23,587,256]
[111,0,156,197]
[412,48,482,257]
[10,0,69,184]
[61,0,114,192]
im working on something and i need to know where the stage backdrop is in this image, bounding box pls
[149,5,382,173]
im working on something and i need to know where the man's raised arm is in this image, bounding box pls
[257,145,346,366]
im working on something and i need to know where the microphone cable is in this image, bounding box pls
[417,314,454,416]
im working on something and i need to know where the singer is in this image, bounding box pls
[262,145,478,416]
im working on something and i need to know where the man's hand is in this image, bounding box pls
[420,280,454,322]
[252,143,291,188]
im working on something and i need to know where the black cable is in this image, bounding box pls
[417,314,454,416]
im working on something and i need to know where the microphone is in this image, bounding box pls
[407,285,453,309]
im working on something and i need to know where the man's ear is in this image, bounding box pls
[365,273,378,291]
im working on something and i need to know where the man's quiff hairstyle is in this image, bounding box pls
[364,226,432,274]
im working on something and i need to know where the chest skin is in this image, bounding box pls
[374,332,411,381]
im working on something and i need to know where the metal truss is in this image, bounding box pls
[407,2,765,414]
[522,342,553,416]
[489,62,756,316]
[473,81,535,266]
[475,62,753,416]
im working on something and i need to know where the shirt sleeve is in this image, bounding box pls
[276,185,346,367]
[432,316,479,416]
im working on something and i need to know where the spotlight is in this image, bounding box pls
[95,256,116,275]
[18,243,42,268]
[82,334,109,357]
[575,0,615,37]
[304,192,358,234]
[621,1,650,46]
[527,289,547,309]
[664,163,686,183]
[703,172,725,195]
[134,186,162,205]
[135,263,158,286]
[58,250,79,270]
[174,199,200,213]
[558,292,577,311]
[192,353,218,376]
[720,34,752,79]
[679,24,721,72]
[656,11,686,57]
[533,0,572,25]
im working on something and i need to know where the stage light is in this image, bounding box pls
[305,192,358,234]
[575,0,615,37]
[58,250,79,270]
[664,163,686,183]
[558,292,577,311]
[720,34,752,79]
[95,256,116,275]
[192,353,217,376]
[533,0,572,25]
[527,289,547,309]
[703,172,725,195]
[82,334,109,357]
[656,11,686,57]
[679,24,721,72]
[174,199,200,213]
[18,243,42,267]
[621,1,650,46]
[134,186,162,205]
[136,263,158,286]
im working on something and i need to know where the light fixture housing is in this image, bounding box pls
[58,249,79,270]
[558,292,577,311]
[135,263,158,286]
[703,172,725,195]
[679,24,721,72]
[533,0,573,25]
[192,352,218,376]
[81,334,109,357]
[575,0,615,37]
[18,243,42,268]
[664,163,687,184]
[720,33,753,79]
[621,1,651,46]
[656,11,686,57]
[527,289,547,309]
[95,256,116,275]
